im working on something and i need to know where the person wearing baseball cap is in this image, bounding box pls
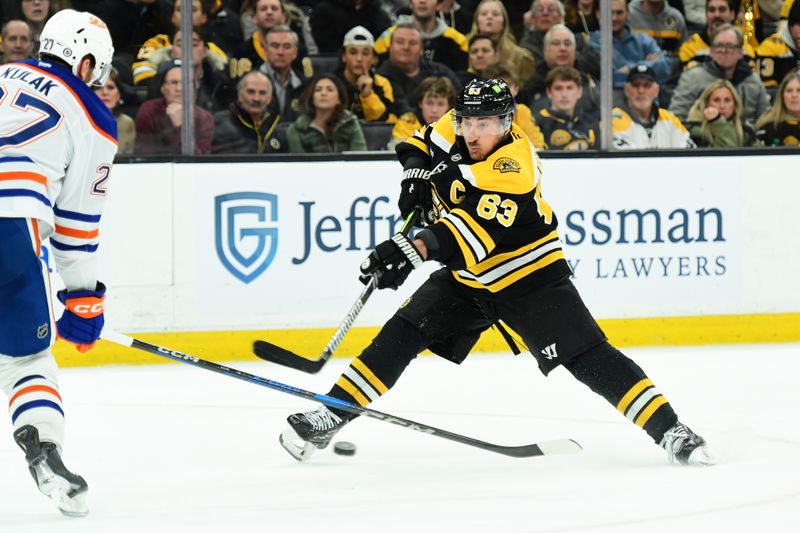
[612,63,695,149]
[334,25,398,123]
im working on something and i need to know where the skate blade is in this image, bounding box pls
[279,426,317,462]
[32,464,89,517]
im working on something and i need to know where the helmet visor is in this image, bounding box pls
[92,61,112,87]
[452,113,513,137]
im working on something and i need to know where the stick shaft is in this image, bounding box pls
[102,331,579,458]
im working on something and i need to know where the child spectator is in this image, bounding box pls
[755,71,800,146]
[685,79,756,146]
[94,68,136,156]
[613,64,695,149]
[534,66,598,149]
[390,76,456,147]
[287,73,367,152]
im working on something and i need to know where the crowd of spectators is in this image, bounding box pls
[1,0,799,153]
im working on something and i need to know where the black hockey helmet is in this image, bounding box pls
[453,78,515,134]
[455,78,515,117]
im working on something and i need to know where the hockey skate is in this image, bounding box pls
[13,425,88,517]
[660,422,715,466]
[280,405,349,461]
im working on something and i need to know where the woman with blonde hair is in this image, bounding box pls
[466,0,535,87]
[685,79,755,147]
[755,71,800,147]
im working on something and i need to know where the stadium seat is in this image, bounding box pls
[306,54,340,76]
[360,122,394,151]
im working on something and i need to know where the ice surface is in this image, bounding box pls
[1,344,799,532]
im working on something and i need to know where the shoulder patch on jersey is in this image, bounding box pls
[492,157,520,173]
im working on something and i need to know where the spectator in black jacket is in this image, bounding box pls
[213,70,287,153]
[310,0,392,53]
[376,22,463,116]
[205,0,244,57]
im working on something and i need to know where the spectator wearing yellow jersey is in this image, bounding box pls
[375,0,470,71]
[132,0,229,86]
[755,1,800,87]
[627,0,688,58]
[334,26,397,123]
[679,0,757,71]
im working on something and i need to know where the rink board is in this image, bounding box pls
[43,154,800,366]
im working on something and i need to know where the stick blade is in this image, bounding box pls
[252,340,326,374]
[494,438,581,458]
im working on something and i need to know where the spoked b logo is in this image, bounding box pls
[215,192,279,284]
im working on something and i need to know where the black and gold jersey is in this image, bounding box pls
[396,110,571,295]
[756,33,800,87]
[679,32,757,71]
[756,119,800,146]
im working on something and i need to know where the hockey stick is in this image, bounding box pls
[252,211,418,374]
[101,330,581,459]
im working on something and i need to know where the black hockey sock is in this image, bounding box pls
[563,342,678,443]
[328,316,424,417]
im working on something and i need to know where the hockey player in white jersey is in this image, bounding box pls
[0,9,116,517]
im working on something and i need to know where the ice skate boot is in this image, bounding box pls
[280,405,349,461]
[13,425,89,517]
[660,422,715,466]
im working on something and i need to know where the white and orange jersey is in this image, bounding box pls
[0,59,118,290]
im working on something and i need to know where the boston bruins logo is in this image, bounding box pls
[492,157,520,173]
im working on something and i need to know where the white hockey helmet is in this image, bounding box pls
[38,9,114,87]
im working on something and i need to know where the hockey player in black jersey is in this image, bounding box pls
[279,78,714,466]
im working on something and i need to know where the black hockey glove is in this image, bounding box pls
[359,233,424,290]
[398,168,436,226]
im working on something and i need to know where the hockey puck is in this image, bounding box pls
[333,441,356,456]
